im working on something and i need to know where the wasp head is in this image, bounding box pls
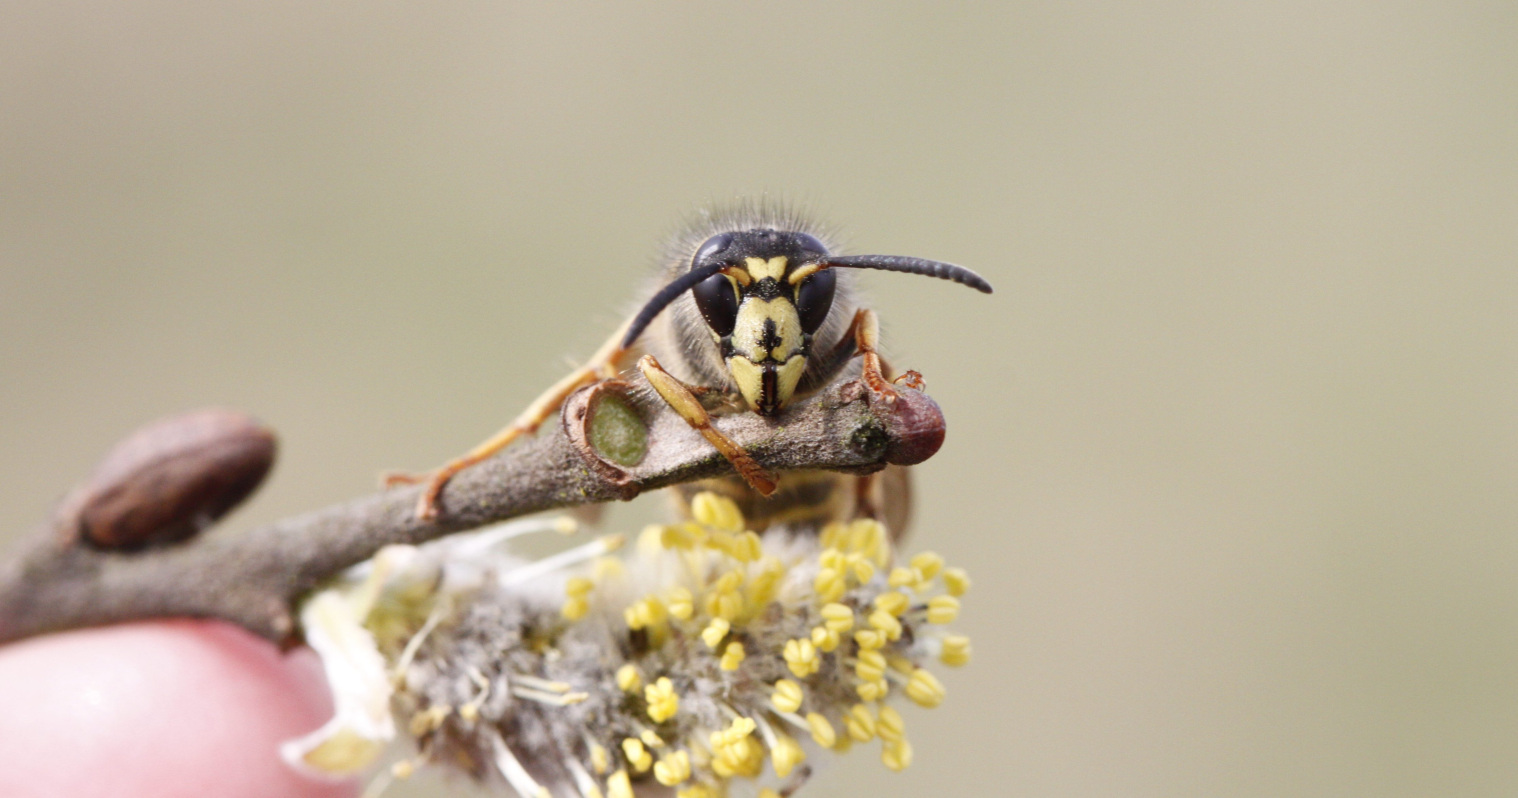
[621,224,991,418]
[673,229,834,415]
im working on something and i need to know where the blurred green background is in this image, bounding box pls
[3,2,1516,796]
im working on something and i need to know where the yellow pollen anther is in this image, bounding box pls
[877,704,906,743]
[811,625,841,653]
[805,712,837,748]
[705,571,746,620]
[607,769,633,798]
[616,664,642,693]
[701,618,731,650]
[771,679,803,714]
[910,551,945,581]
[590,742,609,774]
[855,649,887,683]
[770,733,806,778]
[882,739,914,772]
[736,530,763,562]
[691,492,744,532]
[640,730,665,748]
[709,718,763,778]
[854,629,886,650]
[720,641,746,671]
[624,596,667,631]
[820,602,855,632]
[744,559,784,609]
[873,591,911,616]
[927,595,961,625]
[851,519,891,566]
[563,577,595,619]
[888,566,920,589]
[783,638,821,678]
[653,750,692,786]
[708,592,744,621]
[905,668,946,708]
[391,760,415,779]
[682,787,720,798]
[868,609,903,641]
[709,530,762,563]
[846,703,877,741]
[561,596,589,621]
[819,547,844,570]
[849,555,876,584]
[622,737,652,773]
[666,587,694,620]
[940,634,972,667]
[943,566,971,596]
[856,679,888,701]
[644,677,679,722]
[758,790,782,798]
[814,567,847,603]
[714,716,756,746]
[660,522,705,551]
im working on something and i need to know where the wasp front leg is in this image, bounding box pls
[387,320,633,520]
[834,307,928,403]
[637,355,778,496]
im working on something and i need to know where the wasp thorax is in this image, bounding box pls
[688,230,837,416]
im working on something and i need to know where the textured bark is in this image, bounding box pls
[0,378,944,647]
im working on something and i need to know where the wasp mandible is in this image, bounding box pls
[388,203,992,532]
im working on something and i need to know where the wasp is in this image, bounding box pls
[389,203,992,534]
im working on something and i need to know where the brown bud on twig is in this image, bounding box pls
[55,409,277,549]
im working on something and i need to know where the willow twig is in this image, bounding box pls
[0,377,945,647]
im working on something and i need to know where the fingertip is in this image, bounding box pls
[0,620,358,798]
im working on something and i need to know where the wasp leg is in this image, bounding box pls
[386,321,633,520]
[637,354,778,496]
[853,465,913,542]
[854,470,883,520]
[838,307,911,405]
[893,370,925,390]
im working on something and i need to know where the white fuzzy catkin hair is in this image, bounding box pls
[288,493,971,798]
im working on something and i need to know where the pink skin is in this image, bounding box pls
[0,620,358,798]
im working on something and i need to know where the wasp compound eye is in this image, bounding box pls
[693,232,735,268]
[793,232,830,258]
[692,272,739,335]
[794,267,837,334]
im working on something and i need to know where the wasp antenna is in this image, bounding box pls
[623,262,729,348]
[818,255,994,294]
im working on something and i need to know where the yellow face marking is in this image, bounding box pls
[727,356,764,411]
[775,355,807,406]
[787,262,824,285]
[730,297,804,363]
[744,256,789,282]
[720,266,752,287]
